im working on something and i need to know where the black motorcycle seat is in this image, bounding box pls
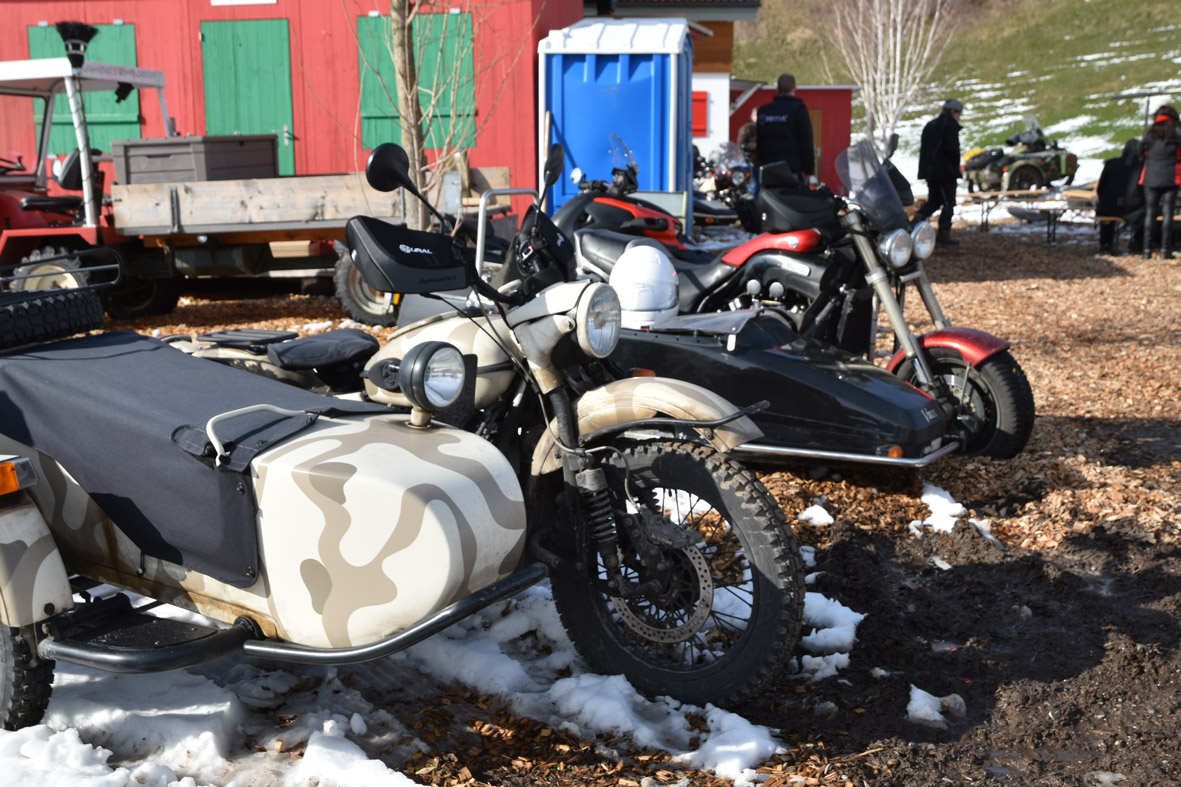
[198,328,299,354]
[576,229,665,275]
[670,257,733,313]
[266,328,380,371]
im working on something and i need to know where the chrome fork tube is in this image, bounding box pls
[912,262,951,330]
[844,210,936,386]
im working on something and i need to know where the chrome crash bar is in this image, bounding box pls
[732,439,961,468]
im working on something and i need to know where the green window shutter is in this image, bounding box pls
[357,13,475,151]
[28,24,141,155]
[358,15,402,149]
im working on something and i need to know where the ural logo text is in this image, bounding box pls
[399,244,432,255]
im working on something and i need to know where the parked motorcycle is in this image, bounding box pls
[555,133,733,252]
[695,141,757,231]
[575,139,1035,459]
[145,143,808,710]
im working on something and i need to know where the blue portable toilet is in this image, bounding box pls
[538,18,693,223]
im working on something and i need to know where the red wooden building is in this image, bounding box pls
[0,0,582,191]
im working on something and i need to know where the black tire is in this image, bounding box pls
[1007,167,1043,192]
[0,289,105,349]
[11,245,88,291]
[0,625,54,731]
[333,254,399,326]
[549,441,806,707]
[105,276,183,319]
[901,348,1035,458]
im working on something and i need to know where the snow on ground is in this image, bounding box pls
[0,484,993,786]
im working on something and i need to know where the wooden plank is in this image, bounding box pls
[111,174,405,236]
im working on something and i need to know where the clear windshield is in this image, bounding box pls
[708,141,744,167]
[608,133,639,176]
[835,140,910,232]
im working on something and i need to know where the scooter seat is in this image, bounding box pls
[266,328,379,371]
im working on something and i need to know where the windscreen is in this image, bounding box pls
[835,140,910,232]
[608,133,639,177]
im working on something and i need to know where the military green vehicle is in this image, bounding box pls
[962,116,1079,192]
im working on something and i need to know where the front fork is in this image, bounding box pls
[845,211,939,387]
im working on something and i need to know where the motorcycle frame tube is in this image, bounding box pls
[241,564,548,665]
[885,327,1012,373]
[732,439,960,468]
[844,209,935,385]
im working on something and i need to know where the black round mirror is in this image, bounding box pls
[366,143,413,193]
[543,143,565,190]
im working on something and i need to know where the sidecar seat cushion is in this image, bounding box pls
[267,328,379,371]
[0,331,387,588]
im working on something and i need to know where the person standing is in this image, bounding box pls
[1095,138,1145,254]
[912,99,964,246]
[756,73,815,186]
[1139,104,1181,260]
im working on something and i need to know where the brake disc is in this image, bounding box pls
[609,544,713,644]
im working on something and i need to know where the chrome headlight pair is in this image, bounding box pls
[576,282,622,358]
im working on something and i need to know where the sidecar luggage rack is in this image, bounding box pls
[0,246,123,293]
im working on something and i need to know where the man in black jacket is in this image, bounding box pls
[756,74,815,185]
[913,99,964,245]
[1095,138,1145,253]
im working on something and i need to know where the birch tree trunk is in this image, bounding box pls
[389,0,429,229]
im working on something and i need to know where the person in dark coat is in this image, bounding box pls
[1095,138,1145,253]
[1139,104,1181,260]
[737,109,760,192]
[912,99,964,245]
[756,74,815,186]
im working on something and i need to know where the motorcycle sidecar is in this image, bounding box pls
[608,310,955,467]
[0,329,532,692]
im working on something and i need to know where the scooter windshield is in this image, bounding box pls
[609,133,639,177]
[835,140,910,232]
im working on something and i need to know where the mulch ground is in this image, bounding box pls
[107,221,1180,786]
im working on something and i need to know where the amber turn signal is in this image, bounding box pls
[630,368,656,377]
[0,462,20,495]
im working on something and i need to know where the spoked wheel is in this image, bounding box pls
[902,348,1035,458]
[333,254,399,326]
[0,624,54,731]
[550,441,805,707]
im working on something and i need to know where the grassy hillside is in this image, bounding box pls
[735,0,1181,160]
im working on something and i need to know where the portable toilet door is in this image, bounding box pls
[538,18,693,223]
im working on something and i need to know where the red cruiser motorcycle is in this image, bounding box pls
[573,140,1035,459]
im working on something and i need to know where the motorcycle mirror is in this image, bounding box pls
[365,143,413,193]
[543,144,565,190]
[886,133,899,158]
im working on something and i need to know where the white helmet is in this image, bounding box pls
[609,243,679,329]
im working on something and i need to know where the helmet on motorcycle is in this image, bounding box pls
[609,243,679,329]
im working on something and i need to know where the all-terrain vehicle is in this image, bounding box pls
[962,115,1079,192]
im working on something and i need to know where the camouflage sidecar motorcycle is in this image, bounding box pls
[0,147,806,730]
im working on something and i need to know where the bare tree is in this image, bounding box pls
[351,0,541,228]
[829,0,954,150]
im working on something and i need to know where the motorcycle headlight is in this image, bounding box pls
[910,221,936,260]
[398,341,466,411]
[877,228,913,269]
[731,170,747,188]
[575,283,622,358]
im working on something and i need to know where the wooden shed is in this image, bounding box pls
[0,0,583,193]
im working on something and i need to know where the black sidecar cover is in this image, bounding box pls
[0,331,387,587]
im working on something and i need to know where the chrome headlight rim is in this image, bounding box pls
[398,341,466,411]
[910,221,937,260]
[576,282,622,358]
[730,169,747,188]
[877,228,913,269]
